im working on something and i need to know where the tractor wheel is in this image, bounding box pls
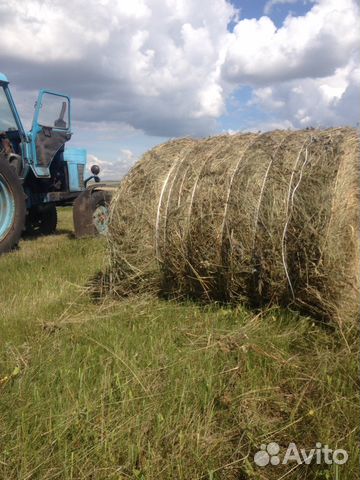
[25,204,58,236]
[0,159,26,254]
[73,189,111,238]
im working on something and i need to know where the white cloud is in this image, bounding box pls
[222,0,360,85]
[250,61,360,128]
[0,0,235,136]
[0,0,359,143]
[88,149,137,180]
[263,0,312,15]
[222,0,360,130]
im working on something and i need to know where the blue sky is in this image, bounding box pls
[233,0,313,25]
[1,0,358,178]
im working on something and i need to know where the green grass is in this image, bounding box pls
[0,208,358,480]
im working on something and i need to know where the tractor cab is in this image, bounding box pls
[0,74,85,190]
[1,76,70,177]
[30,90,72,178]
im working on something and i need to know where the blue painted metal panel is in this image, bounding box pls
[2,85,27,139]
[0,72,9,83]
[64,148,87,192]
[30,89,72,178]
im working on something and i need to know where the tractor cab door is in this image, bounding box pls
[30,90,72,177]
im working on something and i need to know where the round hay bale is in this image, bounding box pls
[104,128,359,324]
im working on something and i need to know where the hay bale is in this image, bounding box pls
[104,128,359,324]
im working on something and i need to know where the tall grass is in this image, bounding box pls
[0,209,358,479]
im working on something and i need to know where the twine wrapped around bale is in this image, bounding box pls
[103,128,359,324]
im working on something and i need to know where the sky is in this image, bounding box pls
[0,0,359,179]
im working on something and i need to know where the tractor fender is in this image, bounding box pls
[73,186,113,238]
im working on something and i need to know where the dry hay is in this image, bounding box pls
[103,128,359,325]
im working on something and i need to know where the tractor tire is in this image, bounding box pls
[0,159,26,254]
[73,189,111,238]
[25,204,58,236]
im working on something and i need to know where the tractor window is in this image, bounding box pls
[38,93,69,130]
[0,88,17,132]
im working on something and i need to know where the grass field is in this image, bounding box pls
[0,208,358,480]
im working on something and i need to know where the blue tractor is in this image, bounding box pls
[0,72,111,254]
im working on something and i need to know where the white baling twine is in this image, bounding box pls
[251,132,291,251]
[219,134,261,255]
[185,143,230,241]
[177,165,191,208]
[155,145,196,263]
[162,147,196,255]
[155,162,179,262]
[281,135,313,299]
